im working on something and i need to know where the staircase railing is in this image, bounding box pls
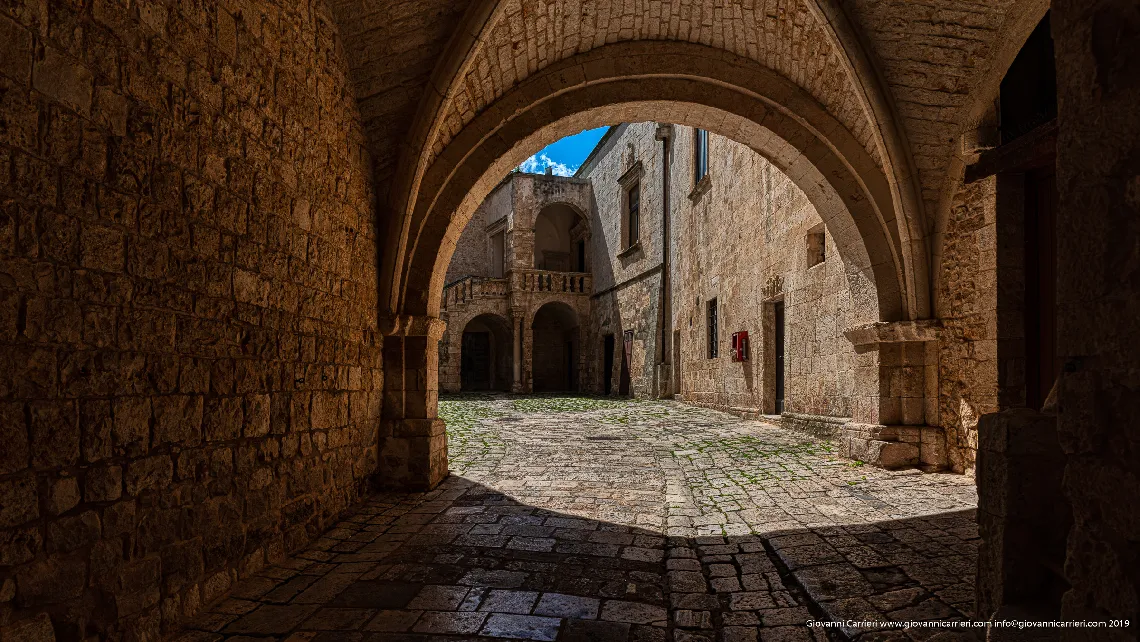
[441,276,510,310]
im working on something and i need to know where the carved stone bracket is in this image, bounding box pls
[380,314,447,341]
[843,319,942,346]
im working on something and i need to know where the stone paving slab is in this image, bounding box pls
[175,395,981,641]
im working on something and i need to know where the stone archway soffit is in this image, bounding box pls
[398,44,918,323]
[384,0,930,314]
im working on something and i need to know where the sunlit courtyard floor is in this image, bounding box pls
[177,395,981,642]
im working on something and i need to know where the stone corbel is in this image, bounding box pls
[380,314,447,341]
[843,319,942,347]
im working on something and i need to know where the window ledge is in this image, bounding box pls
[689,175,712,203]
[618,241,643,258]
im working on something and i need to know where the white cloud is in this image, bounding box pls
[517,153,578,177]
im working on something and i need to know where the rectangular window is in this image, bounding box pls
[707,298,718,358]
[694,129,709,183]
[491,231,505,278]
[627,181,640,247]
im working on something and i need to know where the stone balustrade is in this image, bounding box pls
[512,269,593,294]
[443,271,592,311]
[441,276,510,309]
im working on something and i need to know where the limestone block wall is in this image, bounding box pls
[579,123,666,397]
[936,178,1000,473]
[506,173,593,274]
[668,127,857,418]
[443,179,509,285]
[591,274,662,397]
[0,1,380,639]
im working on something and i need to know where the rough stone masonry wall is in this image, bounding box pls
[669,127,858,419]
[442,178,505,285]
[936,177,999,474]
[1052,0,1140,629]
[0,1,381,640]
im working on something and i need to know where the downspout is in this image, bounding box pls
[655,124,674,397]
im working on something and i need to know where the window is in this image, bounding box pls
[806,225,825,268]
[694,128,709,183]
[491,231,505,278]
[626,181,640,247]
[707,298,718,358]
[617,162,644,252]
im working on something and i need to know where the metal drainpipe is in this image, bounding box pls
[655,124,673,397]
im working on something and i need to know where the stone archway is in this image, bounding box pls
[393,41,922,324]
[460,313,513,392]
[533,203,586,272]
[375,41,939,489]
[530,302,582,393]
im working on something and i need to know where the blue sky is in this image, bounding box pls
[518,127,609,176]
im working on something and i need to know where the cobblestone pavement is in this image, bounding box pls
[177,396,981,642]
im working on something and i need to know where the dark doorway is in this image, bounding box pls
[774,301,785,414]
[461,331,492,391]
[619,330,633,396]
[673,329,682,398]
[532,302,580,392]
[460,314,512,392]
[576,240,586,272]
[603,334,615,395]
[1025,167,1058,409]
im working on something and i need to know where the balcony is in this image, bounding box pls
[512,269,592,295]
[442,271,593,311]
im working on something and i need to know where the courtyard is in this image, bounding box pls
[176,397,979,641]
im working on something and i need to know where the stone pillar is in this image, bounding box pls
[510,307,524,393]
[520,315,532,393]
[975,408,1070,625]
[842,320,947,469]
[379,315,448,490]
[1052,1,1140,627]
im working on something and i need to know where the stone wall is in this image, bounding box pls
[1052,0,1140,629]
[443,178,508,285]
[443,122,864,417]
[580,123,666,398]
[936,178,1000,473]
[667,126,857,419]
[0,1,380,639]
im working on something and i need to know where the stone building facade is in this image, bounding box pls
[439,173,593,394]
[443,122,956,471]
